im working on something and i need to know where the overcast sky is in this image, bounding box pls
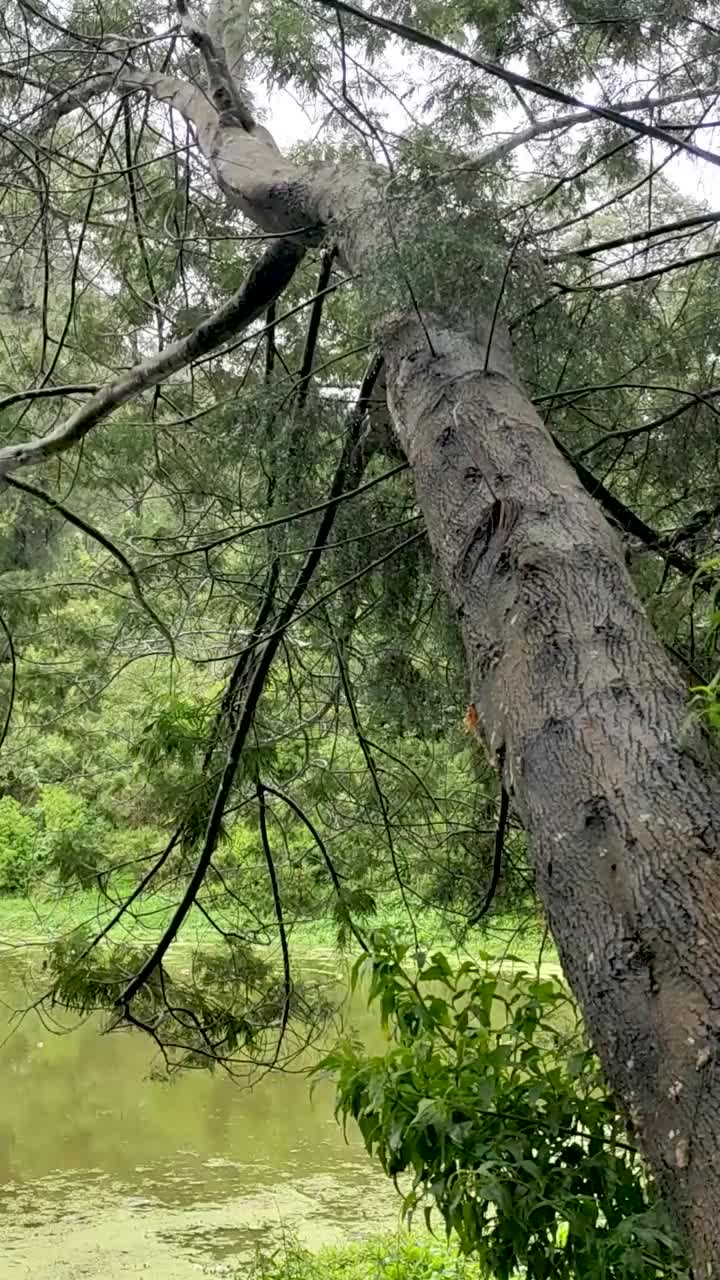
[256,41,720,214]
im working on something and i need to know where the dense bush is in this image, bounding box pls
[0,784,168,897]
[35,784,111,888]
[0,795,38,893]
[319,933,687,1280]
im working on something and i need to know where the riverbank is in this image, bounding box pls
[0,902,556,1280]
[0,890,554,967]
[246,1234,484,1280]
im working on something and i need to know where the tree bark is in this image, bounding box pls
[383,310,720,1273]
[9,50,720,1268]
[210,101,720,1255]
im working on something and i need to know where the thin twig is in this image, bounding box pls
[311,0,720,168]
[469,784,509,926]
[4,475,176,655]
[0,612,17,755]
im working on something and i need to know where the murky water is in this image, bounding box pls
[0,951,400,1279]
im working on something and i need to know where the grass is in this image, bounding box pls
[244,1235,486,1280]
[0,887,555,969]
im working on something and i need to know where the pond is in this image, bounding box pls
[0,950,400,1279]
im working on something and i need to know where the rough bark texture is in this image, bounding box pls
[383,311,720,1273]
[9,37,720,1266]
[105,40,720,1272]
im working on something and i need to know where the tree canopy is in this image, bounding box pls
[1,0,720,1268]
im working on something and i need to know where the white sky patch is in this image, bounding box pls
[256,37,720,214]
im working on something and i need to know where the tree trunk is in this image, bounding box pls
[382,309,720,1272]
[17,58,720,1264]
[155,102,720,1265]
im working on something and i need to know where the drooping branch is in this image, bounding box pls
[117,356,385,1006]
[0,612,16,756]
[256,782,292,1056]
[0,239,305,476]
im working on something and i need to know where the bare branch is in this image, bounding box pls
[544,209,720,261]
[474,85,720,172]
[576,383,720,455]
[0,239,305,477]
[0,384,97,413]
[552,245,720,295]
[0,59,216,147]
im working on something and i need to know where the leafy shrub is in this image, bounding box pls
[37,784,109,888]
[0,795,38,893]
[248,1234,484,1280]
[319,932,687,1280]
[134,694,208,768]
[105,823,166,867]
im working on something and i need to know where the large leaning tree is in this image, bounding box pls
[2,0,720,1266]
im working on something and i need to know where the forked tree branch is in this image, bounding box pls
[543,208,720,261]
[176,0,257,132]
[473,84,720,172]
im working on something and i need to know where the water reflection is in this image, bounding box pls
[0,951,399,1278]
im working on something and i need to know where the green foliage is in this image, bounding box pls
[689,675,720,731]
[135,695,210,769]
[48,927,326,1072]
[319,933,687,1280]
[0,796,38,893]
[37,784,108,888]
[1,0,719,1232]
[248,1234,485,1280]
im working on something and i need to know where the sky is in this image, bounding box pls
[255,36,720,215]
